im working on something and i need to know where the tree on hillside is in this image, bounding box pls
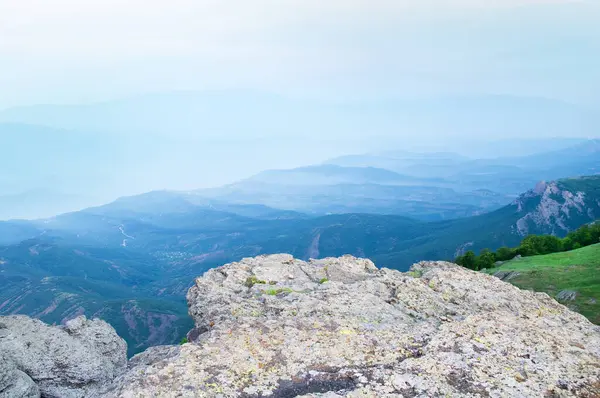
[461,250,477,270]
[569,225,594,247]
[518,235,563,256]
[477,249,496,269]
[496,246,515,262]
[454,220,600,273]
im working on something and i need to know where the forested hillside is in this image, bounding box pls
[1,175,599,354]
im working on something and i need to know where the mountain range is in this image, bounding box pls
[1,173,599,355]
[0,91,598,219]
[194,140,600,221]
[1,105,599,355]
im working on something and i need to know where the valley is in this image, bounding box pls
[1,169,599,354]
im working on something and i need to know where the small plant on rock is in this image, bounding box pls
[264,287,293,296]
[244,275,266,288]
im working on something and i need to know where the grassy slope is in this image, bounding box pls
[485,244,600,324]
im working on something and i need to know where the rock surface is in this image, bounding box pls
[513,180,599,236]
[0,354,39,398]
[0,315,127,398]
[104,254,600,397]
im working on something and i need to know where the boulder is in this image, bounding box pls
[0,315,126,398]
[556,290,578,302]
[104,255,600,397]
[493,270,521,281]
[0,354,39,398]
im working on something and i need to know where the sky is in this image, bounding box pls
[1,0,599,108]
[0,0,599,218]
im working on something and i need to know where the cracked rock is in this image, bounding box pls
[103,255,600,397]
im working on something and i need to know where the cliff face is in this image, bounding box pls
[512,178,600,237]
[2,255,600,397]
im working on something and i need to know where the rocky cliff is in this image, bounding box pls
[2,255,600,397]
[512,177,600,237]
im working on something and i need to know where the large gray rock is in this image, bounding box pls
[0,354,39,398]
[0,315,127,398]
[104,255,600,397]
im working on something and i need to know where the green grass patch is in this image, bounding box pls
[485,244,600,324]
[244,275,266,288]
[263,287,294,296]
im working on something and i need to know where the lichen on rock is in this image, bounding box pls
[102,255,600,397]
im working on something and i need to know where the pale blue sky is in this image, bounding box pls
[1,0,599,108]
[0,0,599,216]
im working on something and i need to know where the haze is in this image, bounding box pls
[0,0,598,218]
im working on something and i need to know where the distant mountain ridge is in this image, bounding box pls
[2,175,599,355]
[244,164,438,186]
[190,139,600,222]
[0,92,598,220]
[0,117,598,352]
[0,126,598,220]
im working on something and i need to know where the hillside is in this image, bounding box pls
[488,244,600,324]
[1,175,599,354]
[396,175,600,262]
[0,238,193,357]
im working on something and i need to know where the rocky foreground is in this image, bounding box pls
[2,255,600,397]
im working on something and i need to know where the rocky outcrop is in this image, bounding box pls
[104,254,600,397]
[513,180,596,236]
[0,315,127,398]
[0,353,39,398]
[2,255,599,397]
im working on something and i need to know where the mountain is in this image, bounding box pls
[0,221,42,245]
[511,176,600,236]
[366,175,600,265]
[1,175,599,355]
[326,140,600,196]
[195,140,600,221]
[0,123,144,219]
[326,151,469,173]
[0,114,597,221]
[196,164,512,221]
[243,164,437,186]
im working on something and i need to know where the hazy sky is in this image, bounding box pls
[1,0,599,108]
[0,0,599,217]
